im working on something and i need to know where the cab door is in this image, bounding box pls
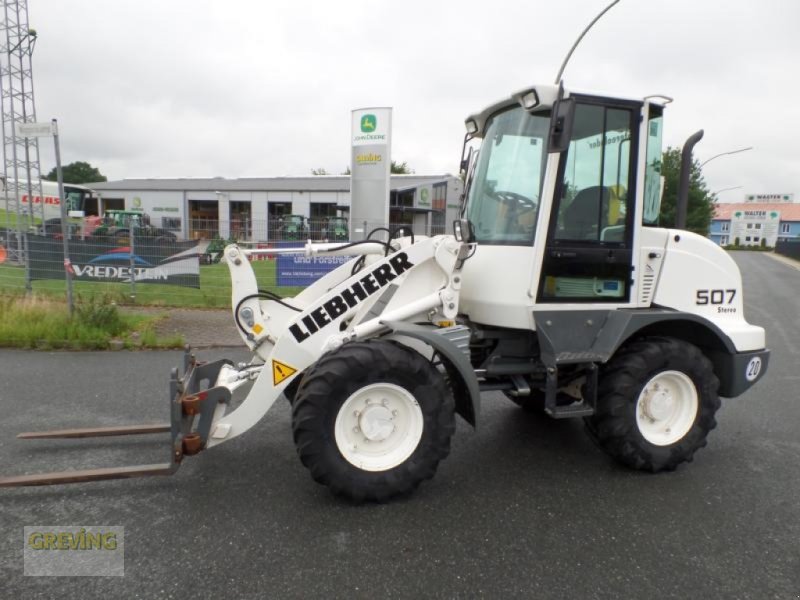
[537,96,641,303]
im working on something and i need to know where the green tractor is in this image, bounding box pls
[202,235,237,264]
[319,216,349,242]
[91,210,177,244]
[276,214,308,241]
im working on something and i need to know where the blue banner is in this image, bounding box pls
[28,234,201,288]
[276,252,352,286]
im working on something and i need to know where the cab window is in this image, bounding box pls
[554,104,633,243]
[465,107,550,244]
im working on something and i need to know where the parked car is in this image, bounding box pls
[92,210,177,244]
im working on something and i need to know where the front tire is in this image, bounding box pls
[292,340,455,502]
[586,337,721,473]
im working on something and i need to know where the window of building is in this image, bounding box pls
[432,183,447,211]
[431,210,446,236]
[745,236,751,242]
[754,223,762,229]
[720,236,729,246]
[268,202,294,240]
[431,183,448,235]
[753,236,760,243]
[746,223,753,229]
[721,222,730,232]
[268,202,292,218]
[390,190,415,208]
[781,223,791,233]
[162,217,181,230]
[230,201,251,240]
[310,203,337,218]
[308,203,337,239]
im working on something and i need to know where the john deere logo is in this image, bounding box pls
[360,114,376,133]
[354,111,387,143]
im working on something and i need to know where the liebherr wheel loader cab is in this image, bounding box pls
[459,83,768,470]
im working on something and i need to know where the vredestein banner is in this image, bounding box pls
[28,234,202,288]
[350,107,391,240]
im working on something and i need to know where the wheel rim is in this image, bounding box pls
[635,370,698,446]
[334,383,424,472]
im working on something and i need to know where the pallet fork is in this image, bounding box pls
[0,349,256,487]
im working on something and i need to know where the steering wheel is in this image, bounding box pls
[489,190,538,210]
[490,189,539,236]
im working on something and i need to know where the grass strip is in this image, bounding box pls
[0,295,184,350]
[0,260,303,308]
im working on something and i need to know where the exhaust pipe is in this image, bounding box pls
[675,129,704,230]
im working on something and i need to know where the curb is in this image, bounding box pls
[764,252,800,272]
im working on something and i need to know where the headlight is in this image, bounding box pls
[519,89,539,110]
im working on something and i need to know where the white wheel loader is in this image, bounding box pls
[0,83,770,501]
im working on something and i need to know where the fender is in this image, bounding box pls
[533,308,737,365]
[384,321,480,428]
[532,308,769,398]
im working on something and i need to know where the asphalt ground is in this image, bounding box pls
[127,306,243,347]
[0,251,798,598]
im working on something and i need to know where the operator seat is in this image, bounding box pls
[561,185,609,240]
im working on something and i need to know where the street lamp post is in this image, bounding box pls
[700,147,753,168]
[712,185,743,200]
[713,186,743,195]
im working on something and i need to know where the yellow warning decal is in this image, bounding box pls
[272,359,298,386]
[252,323,264,334]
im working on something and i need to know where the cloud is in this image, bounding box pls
[26,0,799,200]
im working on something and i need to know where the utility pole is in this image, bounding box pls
[0,2,43,293]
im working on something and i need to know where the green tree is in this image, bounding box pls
[390,160,413,174]
[657,147,715,235]
[310,167,329,176]
[341,161,413,175]
[44,161,107,184]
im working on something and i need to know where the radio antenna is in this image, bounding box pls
[555,0,622,84]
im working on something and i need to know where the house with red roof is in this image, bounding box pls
[710,199,800,247]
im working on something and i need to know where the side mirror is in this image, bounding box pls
[460,146,474,176]
[548,97,575,153]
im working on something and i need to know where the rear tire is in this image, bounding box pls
[292,340,455,502]
[585,337,720,473]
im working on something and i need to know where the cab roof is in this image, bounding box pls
[464,83,667,136]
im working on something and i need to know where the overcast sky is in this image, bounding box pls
[27,0,799,202]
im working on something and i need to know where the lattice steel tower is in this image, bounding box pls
[0,0,43,241]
